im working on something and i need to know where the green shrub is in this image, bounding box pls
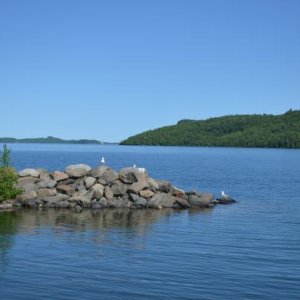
[0,167,21,202]
[1,144,11,167]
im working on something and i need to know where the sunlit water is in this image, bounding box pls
[0,144,300,299]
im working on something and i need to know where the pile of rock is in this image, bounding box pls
[2,164,235,211]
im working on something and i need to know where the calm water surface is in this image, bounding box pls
[0,144,300,299]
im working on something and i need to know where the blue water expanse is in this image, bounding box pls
[0,144,300,299]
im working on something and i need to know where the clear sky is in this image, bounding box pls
[0,0,299,142]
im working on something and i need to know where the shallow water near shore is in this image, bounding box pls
[1,144,300,299]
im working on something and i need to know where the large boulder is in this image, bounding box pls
[90,183,104,199]
[19,168,40,178]
[37,188,57,198]
[158,181,172,193]
[57,184,75,196]
[52,171,69,182]
[139,189,155,199]
[65,164,91,178]
[16,191,38,202]
[127,179,148,194]
[188,193,213,207]
[84,177,96,189]
[19,183,38,193]
[43,194,69,207]
[37,179,57,189]
[110,181,127,196]
[17,176,39,186]
[69,191,93,207]
[148,192,175,208]
[129,193,147,207]
[98,168,118,185]
[88,166,107,178]
[104,186,114,201]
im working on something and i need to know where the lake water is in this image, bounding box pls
[0,144,300,299]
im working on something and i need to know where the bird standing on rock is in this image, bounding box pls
[101,157,105,164]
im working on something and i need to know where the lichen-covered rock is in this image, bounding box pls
[65,164,91,178]
[19,168,40,178]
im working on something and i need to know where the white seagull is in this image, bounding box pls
[101,157,105,164]
[221,191,229,199]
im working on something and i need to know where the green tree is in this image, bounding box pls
[0,145,21,202]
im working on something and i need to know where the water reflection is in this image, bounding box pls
[0,211,20,265]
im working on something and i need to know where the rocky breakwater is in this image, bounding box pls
[1,164,236,211]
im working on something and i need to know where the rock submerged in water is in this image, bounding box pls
[1,164,237,211]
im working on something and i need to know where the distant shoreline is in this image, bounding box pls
[0,136,118,145]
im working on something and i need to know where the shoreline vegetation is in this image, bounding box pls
[121,110,300,148]
[0,164,235,210]
[0,136,116,145]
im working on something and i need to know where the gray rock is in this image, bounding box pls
[57,184,75,196]
[57,178,75,186]
[51,171,69,182]
[37,179,57,189]
[148,178,159,191]
[158,181,172,193]
[74,205,82,212]
[129,193,147,206]
[75,179,86,192]
[19,183,38,193]
[91,183,104,199]
[39,171,50,181]
[98,168,118,184]
[188,193,213,207]
[84,176,96,189]
[111,181,127,196]
[19,168,40,178]
[148,192,175,208]
[173,197,190,208]
[0,203,13,210]
[99,197,108,207]
[88,166,107,178]
[91,202,102,209]
[69,191,93,207]
[16,191,37,202]
[55,201,70,208]
[17,176,39,186]
[37,188,57,198]
[104,186,114,201]
[139,189,155,199]
[119,167,148,184]
[43,194,69,205]
[65,164,91,178]
[128,179,148,194]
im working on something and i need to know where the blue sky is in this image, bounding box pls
[0,0,299,142]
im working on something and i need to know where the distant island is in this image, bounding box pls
[0,136,115,145]
[121,110,300,148]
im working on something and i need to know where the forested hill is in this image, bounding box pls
[121,110,300,148]
[0,136,112,145]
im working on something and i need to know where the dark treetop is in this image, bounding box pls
[121,110,300,148]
